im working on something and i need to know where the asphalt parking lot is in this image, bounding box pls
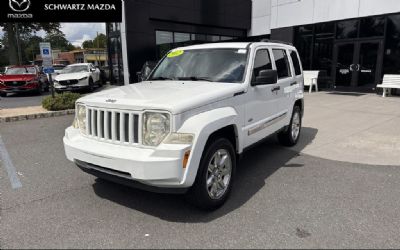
[0,92,51,109]
[0,84,111,109]
[1,93,400,248]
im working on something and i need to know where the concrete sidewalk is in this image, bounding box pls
[294,92,400,166]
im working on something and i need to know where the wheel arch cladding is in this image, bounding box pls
[177,107,240,187]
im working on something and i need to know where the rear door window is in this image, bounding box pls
[272,49,291,79]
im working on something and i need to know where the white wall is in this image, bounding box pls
[250,0,400,36]
[248,0,272,36]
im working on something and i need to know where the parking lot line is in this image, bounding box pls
[0,135,22,189]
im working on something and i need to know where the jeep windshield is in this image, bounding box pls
[148,48,248,83]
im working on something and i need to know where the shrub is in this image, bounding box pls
[42,92,81,111]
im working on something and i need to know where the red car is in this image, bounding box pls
[0,65,49,97]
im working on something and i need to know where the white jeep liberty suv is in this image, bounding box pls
[64,42,304,210]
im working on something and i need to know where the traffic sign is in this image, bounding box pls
[39,42,53,68]
[43,67,55,74]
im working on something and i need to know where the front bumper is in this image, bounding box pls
[0,85,38,93]
[63,127,192,190]
[55,79,89,91]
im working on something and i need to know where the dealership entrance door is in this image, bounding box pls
[332,40,384,90]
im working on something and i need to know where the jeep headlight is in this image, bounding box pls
[73,103,87,134]
[143,112,170,146]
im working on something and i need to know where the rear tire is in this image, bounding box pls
[278,105,302,147]
[186,137,236,210]
[36,83,44,95]
[0,92,7,97]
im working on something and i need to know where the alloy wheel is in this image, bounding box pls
[206,149,232,200]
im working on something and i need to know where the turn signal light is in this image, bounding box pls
[183,150,191,169]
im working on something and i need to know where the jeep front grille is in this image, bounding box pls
[87,107,140,144]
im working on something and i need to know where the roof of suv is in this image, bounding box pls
[176,42,296,51]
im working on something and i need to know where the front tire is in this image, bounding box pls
[88,78,94,92]
[278,105,302,147]
[0,92,7,97]
[36,83,44,95]
[186,138,236,210]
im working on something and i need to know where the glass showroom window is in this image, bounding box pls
[156,30,238,58]
[156,31,174,59]
[384,14,400,74]
[336,20,359,39]
[360,17,385,38]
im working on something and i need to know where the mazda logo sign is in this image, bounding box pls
[9,0,31,12]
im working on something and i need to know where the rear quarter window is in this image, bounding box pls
[290,50,302,76]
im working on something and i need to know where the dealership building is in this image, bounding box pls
[107,0,400,92]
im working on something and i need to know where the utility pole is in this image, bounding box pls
[96,31,100,66]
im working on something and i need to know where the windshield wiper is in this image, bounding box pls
[177,76,212,82]
[150,76,174,81]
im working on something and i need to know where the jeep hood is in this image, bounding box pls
[79,81,246,114]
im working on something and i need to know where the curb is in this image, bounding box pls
[0,109,75,123]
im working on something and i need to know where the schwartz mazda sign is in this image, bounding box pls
[1,0,122,22]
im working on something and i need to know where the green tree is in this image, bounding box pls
[0,36,9,67]
[82,33,107,49]
[23,35,44,63]
[0,23,60,65]
[82,40,94,49]
[44,30,74,52]
[93,33,107,48]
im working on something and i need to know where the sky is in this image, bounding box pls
[0,23,106,47]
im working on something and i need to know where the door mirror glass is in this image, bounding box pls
[254,69,278,85]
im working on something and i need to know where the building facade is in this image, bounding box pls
[108,0,400,91]
[107,0,251,84]
[251,0,400,91]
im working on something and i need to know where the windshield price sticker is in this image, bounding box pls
[167,50,184,58]
[237,49,247,54]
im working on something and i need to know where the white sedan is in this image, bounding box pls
[54,63,101,92]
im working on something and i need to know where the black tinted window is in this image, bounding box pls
[360,17,385,37]
[290,50,302,75]
[336,20,359,39]
[273,49,291,79]
[252,49,272,82]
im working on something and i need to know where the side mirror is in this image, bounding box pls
[252,69,278,86]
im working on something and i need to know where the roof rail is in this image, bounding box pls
[260,39,293,46]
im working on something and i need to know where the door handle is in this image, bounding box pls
[290,82,297,86]
[271,86,280,92]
